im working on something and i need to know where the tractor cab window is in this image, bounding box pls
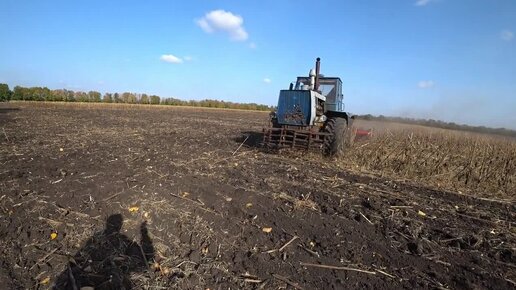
[319,83,336,101]
[294,77,342,103]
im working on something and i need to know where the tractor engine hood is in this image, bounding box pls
[276,90,325,126]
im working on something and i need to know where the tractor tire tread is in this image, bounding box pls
[323,117,349,156]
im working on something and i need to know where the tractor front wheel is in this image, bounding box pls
[323,117,350,156]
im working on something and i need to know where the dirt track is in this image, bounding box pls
[0,103,514,290]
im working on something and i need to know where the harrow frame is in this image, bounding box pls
[262,126,331,150]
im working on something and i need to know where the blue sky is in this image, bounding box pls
[1,0,515,129]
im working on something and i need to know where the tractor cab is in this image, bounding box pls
[294,77,344,112]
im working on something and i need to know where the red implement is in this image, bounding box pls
[354,128,373,141]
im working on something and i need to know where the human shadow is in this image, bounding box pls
[53,214,155,290]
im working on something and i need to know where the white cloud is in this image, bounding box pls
[196,10,248,41]
[418,80,434,89]
[263,78,271,84]
[500,30,514,41]
[160,54,183,64]
[415,0,433,6]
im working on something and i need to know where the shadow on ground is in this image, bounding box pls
[0,107,20,125]
[233,131,264,150]
[53,214,155,290]
[0,108,20,114]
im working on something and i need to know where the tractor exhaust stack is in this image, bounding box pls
[315,57,321,92]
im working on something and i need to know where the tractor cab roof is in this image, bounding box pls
[296,76,342,84]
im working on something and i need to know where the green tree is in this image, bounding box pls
[51,89,74,102]
[65,89,75,102]
[74,91,88,102]
[113,93,120,103]
[12,86,27,100]
[0,84,11,101]
[103,93,113,103]
[88,91,101,102]
[31,87,51,101]
[51,89,66,101]
[121,92,136,103]
[140,94,149,104]
[150,95,160,105]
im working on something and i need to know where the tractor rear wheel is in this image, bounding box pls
[323,117,349,156]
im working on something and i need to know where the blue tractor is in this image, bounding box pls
[263,58,353,156]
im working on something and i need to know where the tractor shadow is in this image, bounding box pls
[0,108,20,114]
[53,214,155,290]
[0,107,20,125]
[233,131,265,150]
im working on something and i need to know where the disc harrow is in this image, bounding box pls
[262,126,330,150]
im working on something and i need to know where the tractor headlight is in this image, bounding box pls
[315,115,327,123]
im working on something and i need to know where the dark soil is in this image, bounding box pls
[0,102,514,290]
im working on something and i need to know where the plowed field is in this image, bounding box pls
[0,103,514,290]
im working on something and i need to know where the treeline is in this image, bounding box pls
[356,114,516,138]
[0,84,273,111]
[160,97,271,111]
